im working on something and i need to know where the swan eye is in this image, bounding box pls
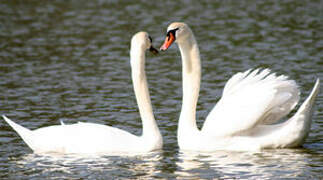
[166,28,179,40]
[148,36,153,43]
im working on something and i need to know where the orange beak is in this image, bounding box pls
[160,33,175,51]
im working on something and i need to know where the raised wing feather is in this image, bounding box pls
[201,69,299,137]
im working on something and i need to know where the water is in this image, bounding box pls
[0,0,322,179]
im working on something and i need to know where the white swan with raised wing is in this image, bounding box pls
[160,22,320,151]
[3,32,162,154]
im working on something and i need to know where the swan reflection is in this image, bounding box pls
[176,149,311,179]
[15,151,163,178]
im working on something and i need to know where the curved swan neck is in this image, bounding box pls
[178,32,201,133]
[130,46,160,138]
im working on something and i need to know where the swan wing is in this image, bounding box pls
[30,122,141,153]
[202,69,299,137]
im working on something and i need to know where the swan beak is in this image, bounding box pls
[160,33,175,51]
[149,46,159,55]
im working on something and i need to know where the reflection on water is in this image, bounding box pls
[176,149,318,179]
[13,151,163,179]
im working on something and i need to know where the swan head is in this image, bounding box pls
[160,22,192,51]
[131,31,158,54]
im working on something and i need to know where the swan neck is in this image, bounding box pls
[130,47,160,138]
[178,34,201,133]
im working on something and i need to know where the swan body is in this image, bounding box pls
[161,22,320,151]
[3,32,162,154]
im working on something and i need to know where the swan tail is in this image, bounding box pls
[284,79,320,147]
[2,115,34,149]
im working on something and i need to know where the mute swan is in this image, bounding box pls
[3,32,162,154]
[160,22,320,151]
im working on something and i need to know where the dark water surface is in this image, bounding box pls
[0,0,322,179]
